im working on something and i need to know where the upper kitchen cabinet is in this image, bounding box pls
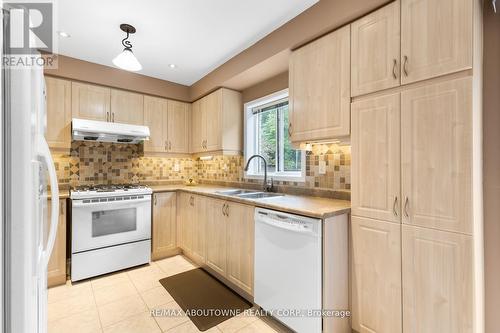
[351,1,400,97]
[401,77,472,234]
[110,89,144,125]
[143,96,190,154]
[191,88,242,154]
[144,96,168,152]
[167,100,190,153]
[351,93,401,223]
[45,76,72,149]
[191,100,203,153]
[71,82,110,121]
[289,25,350,143]
[401,0,473,84]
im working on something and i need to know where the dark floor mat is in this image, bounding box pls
[159,268,252,331]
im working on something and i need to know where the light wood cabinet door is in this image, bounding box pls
[401,77,472,234]
[143,96,168,153]
[110,89,144,125]
[351,216,402,333]
[45,77,72,149]
[206,198,227,276]
[190,195,207,264]
[289,25,350,142]
[71,82,110,121]
[226,202,254,295]
[152,192,177,260]
[203,90,222,151]
[191,100,204,153]
[401,0,473,84]
[351,93,401,223]
[351,1,400,96]
[402,225,473,333]
[47,199,66,287]
[167,100,190,153]
[178,193,194,254]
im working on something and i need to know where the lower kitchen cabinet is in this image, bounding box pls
[206,198,227,276]
[351,216,401,333]
[402,225,473,333]
[47,199,67,287]
[152,192,178,260]
[226,202,254,295]
[177,193,206,264]
[178,193,194,255]
[191,195,207,264]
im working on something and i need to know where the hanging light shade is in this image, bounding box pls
[112,24,142,72]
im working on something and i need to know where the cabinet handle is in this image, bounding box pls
[165,140,168,151]
[393,196,398,216]
[404,196,409,218]
[222,203,226,216]
[225,204,229,217]
[60,201,64,215]
[204,140,207,149]
[154,195,157,205]
[106,111,110,122]
[392,59,398,79]
[403,55,409,77]
[288,123,292,137]
[169,141,172,150]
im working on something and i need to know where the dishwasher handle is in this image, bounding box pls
[256,215,317,235]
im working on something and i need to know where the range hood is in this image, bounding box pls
[72,118,150,144]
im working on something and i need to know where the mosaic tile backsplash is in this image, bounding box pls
[53,142,351,193]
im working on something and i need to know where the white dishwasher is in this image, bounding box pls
[254,208,322,333]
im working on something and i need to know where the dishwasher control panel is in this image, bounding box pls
[255,208,321,235]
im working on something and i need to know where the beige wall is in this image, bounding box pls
[483,1,500,331]
[241,71,288,103]
[45,55,191,102]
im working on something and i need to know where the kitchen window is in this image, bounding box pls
[244,89,304,181]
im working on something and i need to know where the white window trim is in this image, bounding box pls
[243,89,305,182]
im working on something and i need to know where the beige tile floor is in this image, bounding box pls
[48,255,284,333]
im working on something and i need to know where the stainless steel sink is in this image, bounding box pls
[236,192,284,199]
[215,189,260,196]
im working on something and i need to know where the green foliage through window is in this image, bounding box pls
[252,99,301,175]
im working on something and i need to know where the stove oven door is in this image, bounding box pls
[71,195,152,253]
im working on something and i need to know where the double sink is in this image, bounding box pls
[215,189,283,199]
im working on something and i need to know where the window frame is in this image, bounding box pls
[243,89,305,182]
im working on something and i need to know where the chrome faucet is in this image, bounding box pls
[244,155,274,192]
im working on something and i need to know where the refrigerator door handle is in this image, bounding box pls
[38,137,59,267]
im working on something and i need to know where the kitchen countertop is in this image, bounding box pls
[149,184,351,219]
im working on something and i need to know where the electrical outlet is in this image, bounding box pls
[319,160,326,174]
[174,163,180,172]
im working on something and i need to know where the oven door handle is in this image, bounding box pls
[72,197,151,208]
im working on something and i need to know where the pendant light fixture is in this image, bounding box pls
[112,24,142,72]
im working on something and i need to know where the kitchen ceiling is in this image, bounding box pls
[56,0,318,86]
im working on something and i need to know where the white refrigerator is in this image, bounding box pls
[2,6,60,333]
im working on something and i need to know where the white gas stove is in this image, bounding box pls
[70,184,153,200]
[70,184,152,281]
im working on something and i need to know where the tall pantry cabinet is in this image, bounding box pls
[350,0,478,332]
